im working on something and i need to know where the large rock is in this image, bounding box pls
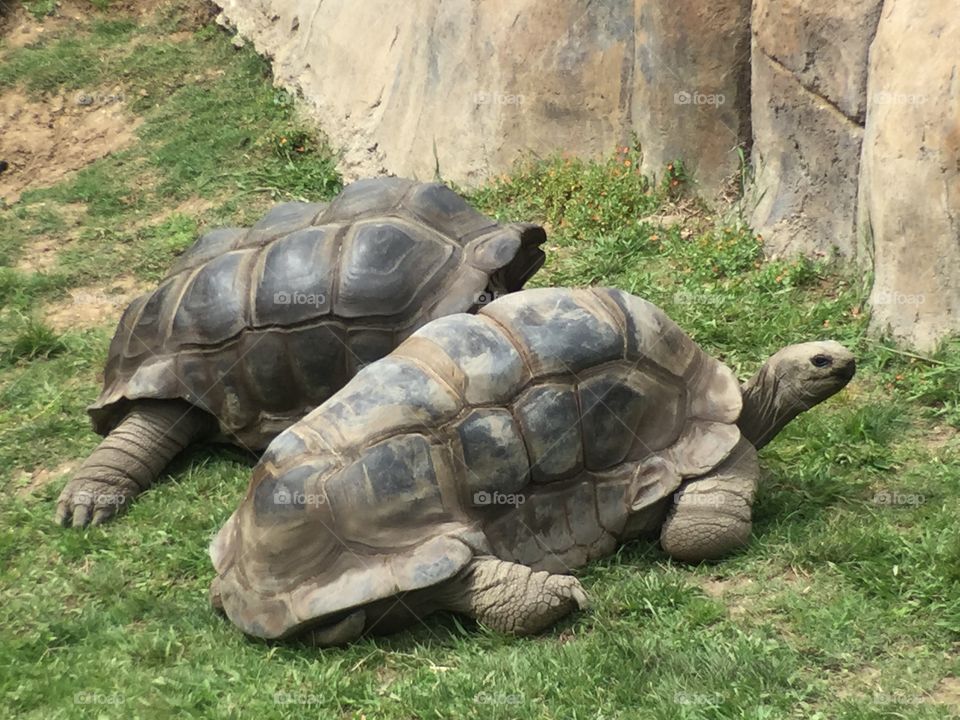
[214,0,960,350]
[858,0,960,350]
[215,0,750,196]
[632,0,751,195]
[749,49,865,259]
[749,0,883,259]
[753,0,882,123]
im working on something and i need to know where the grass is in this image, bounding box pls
[1,2,958,719]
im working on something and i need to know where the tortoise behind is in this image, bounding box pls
[209,287,854,644]
[55,178,546,528]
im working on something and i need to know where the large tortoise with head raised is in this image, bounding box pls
[209,287,855,644]
[55,178,546,528]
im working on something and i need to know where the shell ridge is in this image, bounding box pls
[474,313,536,380]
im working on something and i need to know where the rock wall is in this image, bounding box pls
[215,0,751,197]
[749,0,882,260]
[632,0,752,195]
[749,0,959,349]
[857,0,960,349]
[216,0,960,350]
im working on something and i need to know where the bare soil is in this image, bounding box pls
[0,87,142,204]
[43,275,150,331]
[12,459,79,499]
[14,201,87,271]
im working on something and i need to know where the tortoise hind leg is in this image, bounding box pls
[439,557,589,636]
[55,400,212,528]
[660,438,759,562]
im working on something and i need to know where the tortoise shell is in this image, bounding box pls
[209,287,742,639]
[88,178,546,448]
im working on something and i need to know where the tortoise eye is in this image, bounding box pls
[811,354,832,368]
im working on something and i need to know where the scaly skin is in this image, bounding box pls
[444,557,590,635]
[664,340,856,562]
[55,400,211,528]
[660,438,759,562]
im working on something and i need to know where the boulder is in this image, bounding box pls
[753,0,882,123]
[631,0,751,195]
[858,0,960,350]
[749,0,883,259]
[749,48,865,259]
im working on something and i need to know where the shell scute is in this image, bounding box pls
[513,383,583,482]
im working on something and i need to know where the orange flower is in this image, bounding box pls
[623,159,631,167]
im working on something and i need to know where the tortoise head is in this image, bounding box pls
[737,340,856,450]
[467,223,547,301]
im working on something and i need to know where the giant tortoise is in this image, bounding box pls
[209,287,855,644]
[55,178,546,528]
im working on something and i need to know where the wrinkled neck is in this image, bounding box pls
[737,364,805,450]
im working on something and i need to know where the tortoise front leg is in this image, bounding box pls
[439,557,589,636]
[55,400,212,528]
[659,438,759,562]
[302,611,367,647]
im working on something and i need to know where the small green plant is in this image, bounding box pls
[271,129,312,162]
[660,159,689,199]
[2,316,67,365]
[22,0,57,21]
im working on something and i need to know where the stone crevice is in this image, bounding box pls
[757,46,864,129]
